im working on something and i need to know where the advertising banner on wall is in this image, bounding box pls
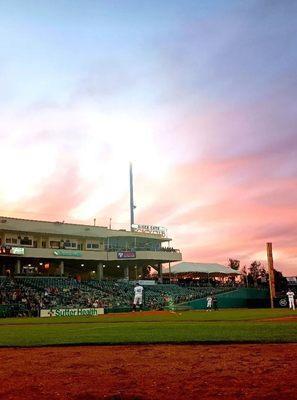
[117,251,136,259]
[53,250,82,257]
[40,307,104,317]
[11,247,25,255]
[0,246,25,255]
[131,224,167,237]
[130,280,156,286]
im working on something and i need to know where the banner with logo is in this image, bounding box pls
[117,251,136,259]
[131,224,167,236]
[40,307,104,317]
[131,280,156,286]
[0,246,25,255]
[53,250,82,257]
[11,247,25,255]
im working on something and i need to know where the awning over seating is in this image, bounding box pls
[170,262,240,276]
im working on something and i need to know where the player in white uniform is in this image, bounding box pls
[206,295,212,311]
[133,282,144,311]
[286,289,295,310]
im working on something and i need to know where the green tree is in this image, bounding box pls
[228,258,240,270]
[249,261,268,287]
[249,260,262,281]
[241,265,247,275]
[240,265,248,286]
[274,269,288,293]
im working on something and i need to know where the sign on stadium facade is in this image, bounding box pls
[53,250,82,257]
[131,280,156,286]
[40,307,104,317]
[11,247,25,255]
[0,246,25,255]
[131,224,167,237]
[117,251,136,259]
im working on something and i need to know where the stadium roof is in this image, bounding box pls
[0,216,170,241]
[170,262,240,276]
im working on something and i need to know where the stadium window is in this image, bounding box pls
[50,240,60,249]
[86,243,99,250]
[20,237,33,246]
[64,241,77,249]
[5,237,18,245]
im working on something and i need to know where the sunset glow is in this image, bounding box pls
[1,1,296,275]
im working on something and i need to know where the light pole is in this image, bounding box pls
[129,162,136,230]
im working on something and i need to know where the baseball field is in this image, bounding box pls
[1,309,296,400]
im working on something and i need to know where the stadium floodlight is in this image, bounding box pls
[129,162,136,230]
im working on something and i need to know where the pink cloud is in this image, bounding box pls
[7,158,94,221]
[135,157,297,276]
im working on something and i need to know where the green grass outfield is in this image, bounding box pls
[0,309,296,347]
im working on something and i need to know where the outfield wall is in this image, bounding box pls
[183,288,269,309]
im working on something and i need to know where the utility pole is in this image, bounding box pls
[267,242,276,308]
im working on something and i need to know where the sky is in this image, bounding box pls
[0,0,296,275]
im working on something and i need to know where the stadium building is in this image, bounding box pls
[0,216,182,280]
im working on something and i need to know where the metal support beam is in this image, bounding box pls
[124,266,129,281]
[97,263,103,281]
[59,260,64,277]
[159,263,163,283]
[15,259,21,275]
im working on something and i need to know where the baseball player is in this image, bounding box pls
[206,295,212,311]
[164,294,175,313]
[286,289,295,310]
[133,282,144,311]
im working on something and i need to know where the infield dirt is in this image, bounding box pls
[0,343,296,400]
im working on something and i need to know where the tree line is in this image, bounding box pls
[228,258,287,292]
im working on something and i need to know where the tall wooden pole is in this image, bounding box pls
[266,242,276,308]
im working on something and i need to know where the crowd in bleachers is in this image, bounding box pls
[0,276,41,316]
[0,276,236,317]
